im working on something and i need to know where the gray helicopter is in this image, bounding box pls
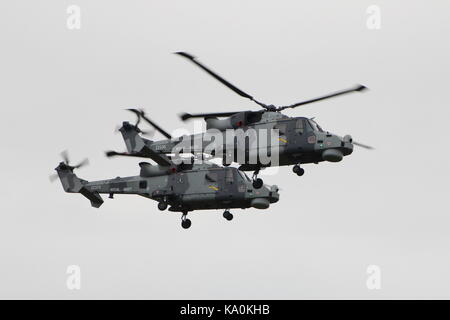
[108,52,372,189]
[52,141,279,229]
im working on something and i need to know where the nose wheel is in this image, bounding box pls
[223,210,233,221]
[181,212,191,229]
[252,168,263,189]
[292,165,305,176]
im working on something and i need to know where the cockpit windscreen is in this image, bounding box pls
[308,119,324,132]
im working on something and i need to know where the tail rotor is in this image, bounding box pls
[49,150,89,182]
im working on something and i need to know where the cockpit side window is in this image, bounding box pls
[308,119,323,132]
[295,119,304,134]
[308,120,318,131]
[238,170,251,182]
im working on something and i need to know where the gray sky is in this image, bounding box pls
[1,0,449,299]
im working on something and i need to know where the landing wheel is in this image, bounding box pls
[181,212,191,229]
[223,210,233,221]
[181,218,192,229]
[293,165,305,176]
[252,178,263,189]
[252,168,263,189]
[158,201,168,211]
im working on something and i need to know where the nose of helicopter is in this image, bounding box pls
[342,134,354,156]
[320,133,353,162]
[250,185,279,209]
[269,185,280,203]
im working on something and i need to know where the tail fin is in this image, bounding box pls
[119,121,153,154]
[55,163,104,208]
[109,121,173,166]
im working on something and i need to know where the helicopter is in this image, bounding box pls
[105,52,373,189]
[52,136,279,229]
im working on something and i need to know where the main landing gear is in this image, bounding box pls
[223,210,233,221]
[181,212,192,229]
[292,164,305,176]
[252,168,263,189]
[158,201,168,211]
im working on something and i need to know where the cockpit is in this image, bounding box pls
[307,119,324,132]
[238,170,252,182]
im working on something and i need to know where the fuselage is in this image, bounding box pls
[144,111,354,169]
[81,163,279,213]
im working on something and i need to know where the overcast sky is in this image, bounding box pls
[1,0,449,299]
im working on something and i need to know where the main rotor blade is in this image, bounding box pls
[353,141,374,150]
[140,112,172,140]
[127,109,172,139]
[278,84,367,110]
[180,111,239,121]
[174,52,267,109]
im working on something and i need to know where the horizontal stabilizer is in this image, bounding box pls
[79,187,104,208]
